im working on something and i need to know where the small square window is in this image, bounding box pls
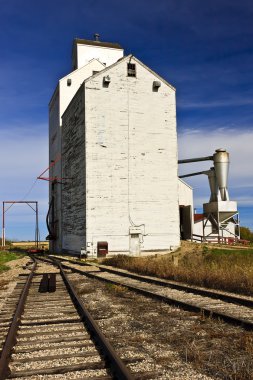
[127,63,136,77]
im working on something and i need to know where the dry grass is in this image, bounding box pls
[183,324,253,379]
[0,279,9,290]
[105,283,128,296]
[102,243,253,296]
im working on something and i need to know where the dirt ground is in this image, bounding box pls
[70,272,253,380]
[0,255,30,311]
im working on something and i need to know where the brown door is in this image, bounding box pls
[179,205,192,240]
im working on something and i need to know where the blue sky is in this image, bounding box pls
[0,0,252,240]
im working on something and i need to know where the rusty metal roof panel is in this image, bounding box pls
[194,214,206,223]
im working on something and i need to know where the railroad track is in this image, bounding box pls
[0,259,34,362]
[0,257,134,380]
[1,256,252,380]
[50,255,253,330]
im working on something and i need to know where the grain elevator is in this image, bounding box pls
[48,35,191,256]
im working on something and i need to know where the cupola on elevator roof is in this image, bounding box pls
[72,34,124,70]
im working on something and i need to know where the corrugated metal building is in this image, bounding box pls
[49,36,192,256]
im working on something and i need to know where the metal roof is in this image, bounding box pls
[194,214,206,223]
[73,38,123,50]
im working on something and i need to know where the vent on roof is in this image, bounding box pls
[67,78,72,86]
[103,75,111,83]
[127,63,136,77]
[94,33,100,41]
[103,75,111,88]
[153,80,161,88]
[153,80,161,92]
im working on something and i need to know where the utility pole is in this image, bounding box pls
[2,202,5,248]
[1,201,39,248]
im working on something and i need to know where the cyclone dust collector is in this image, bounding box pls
[179,149,240,243]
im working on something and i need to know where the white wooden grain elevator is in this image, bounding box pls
[48,35,191,256]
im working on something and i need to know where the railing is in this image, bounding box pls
[191,235,250,246]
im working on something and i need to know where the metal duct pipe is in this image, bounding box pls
[213,149,230,201]
[178,156,213,164]
[179,170,210,179]
[179,167,218,202]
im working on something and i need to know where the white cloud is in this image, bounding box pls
[178,127,253,182]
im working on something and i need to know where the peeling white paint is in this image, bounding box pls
[61,56,181,255]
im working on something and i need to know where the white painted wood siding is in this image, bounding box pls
[85,57,180,255]
[59,59,105,120]
[49,60,105,252]
[75,44,123,69]
[49,89,62,251]
[61,87,86,253]
[178,178,194,230]
[178,179,193,208]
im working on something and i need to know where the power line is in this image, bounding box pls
[20,178,38,201]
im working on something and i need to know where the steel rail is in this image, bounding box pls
[0,258,37,380]
[54,259,253,331]
[43,257,134,380]
[90,264,253,308]
[51,256,253,309]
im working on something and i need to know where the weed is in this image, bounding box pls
[105,283,127,295]
[0,264,10,273]
[0,251,25,273]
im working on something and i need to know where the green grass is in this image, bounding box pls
[0,251,25,273]
[203,246,253,256]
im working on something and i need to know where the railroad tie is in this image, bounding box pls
[38,274,48,293]
[38,274,56,293]
[48,273,56,293]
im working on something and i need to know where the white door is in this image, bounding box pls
[130,234,140,255]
